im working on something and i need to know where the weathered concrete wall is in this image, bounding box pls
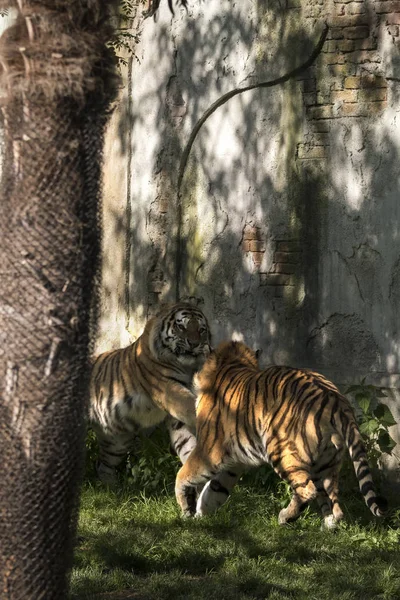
[100,0,399,378]
[99,0,400,463]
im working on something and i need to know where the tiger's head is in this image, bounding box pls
[149,302,212,369]
[194,340,259,396]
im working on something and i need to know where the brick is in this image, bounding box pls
[367,101,387,113]
[274,251,302,264]
[323,53,347,65]
[332,80,345,91]
[337,102,386,117]
[337,103,368,117]
[242,240,251,252]
[308,105,334,119]
[296,70,316,82]
[273,263,297,274]
[331,89,358,102]
[276,241,302,252]
[310,121,331,133]
[303,92,317,107]
[260,273,291,286]
[330,15,369,27]
[324,40,338,53]
[328,27,345,39]
[243,225,261,240]
[310,132,331,145]
[302,78,316,93]
[385,13,400,25]
[316,90,333,103]
[329,63,356,76]
[249,240,265,252]
[375,1,400,13]
[345,51,381,64]
[158,197,169,213]
[335,3,345,16]
[344,26,370,39]
[346,3,366,15]
[344,75,361,88]
[337,39,356,52]
[353,37,378,50]
[252,252,264,266]
[360,74,387,88]
[358,88,387,102]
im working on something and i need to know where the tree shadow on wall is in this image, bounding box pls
[103,0,400,385]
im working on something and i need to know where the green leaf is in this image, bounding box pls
[359,419,380,436]
[356,392,371,413]
[377,430,397,454]
[373,404,397,427]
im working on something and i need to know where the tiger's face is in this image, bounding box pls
[158,303,212,368]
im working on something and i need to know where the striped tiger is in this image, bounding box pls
[175,340,387,527]
[89,302,240,510]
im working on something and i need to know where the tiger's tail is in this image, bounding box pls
[334,397,387,517]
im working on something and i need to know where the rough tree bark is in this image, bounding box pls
[0,1,118,598]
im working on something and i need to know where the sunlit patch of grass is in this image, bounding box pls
[70,477,400,600]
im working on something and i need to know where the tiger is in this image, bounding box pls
[89,301,240,511]
[175,340,387,528]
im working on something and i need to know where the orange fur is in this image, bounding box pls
[176,341,387,526]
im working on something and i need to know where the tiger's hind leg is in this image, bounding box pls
[278,469,318,525]
[318,471,344,529]
[95,428,135,485]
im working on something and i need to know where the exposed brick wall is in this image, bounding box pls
[297,0,396,161]
[241,224,266,268]
[260,241,302,298]
[241,0,396,295]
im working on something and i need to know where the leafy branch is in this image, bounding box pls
[346,379,397,467]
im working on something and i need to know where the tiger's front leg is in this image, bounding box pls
[166,417,241,515]
[94,426,136,485]
[175,447,214,517]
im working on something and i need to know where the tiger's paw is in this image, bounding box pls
[278,508,290,525]
[195,479,229,517]
[321,514,338,530]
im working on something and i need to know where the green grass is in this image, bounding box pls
[71,469,400,600]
